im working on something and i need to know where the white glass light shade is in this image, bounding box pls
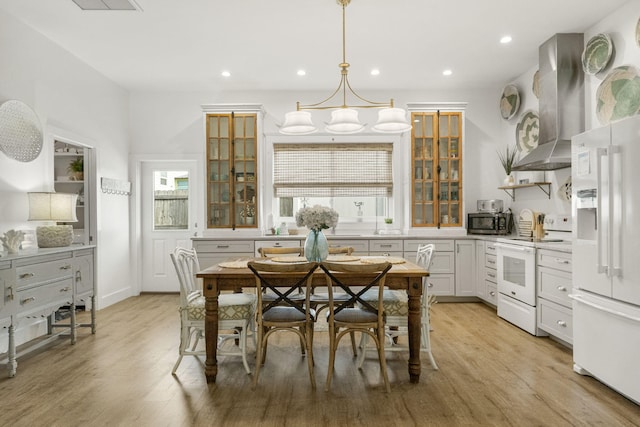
[325,108,365,134]
[279,111,317,135]
[371,108,412,133]
[28,192,78,222]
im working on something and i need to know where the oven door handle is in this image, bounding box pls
[494,243,534,253]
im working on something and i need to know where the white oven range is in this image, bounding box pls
[494,213,572,335]
[495,240,542,335]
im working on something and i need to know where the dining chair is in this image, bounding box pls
[170,247,256,375]
[320,260,393,392]
[309,245,358,355]
[357,244,438,370]
[247,260,319,389]
[328,246,354,256]
[258,246,304,257]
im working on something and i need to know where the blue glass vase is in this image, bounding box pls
[304,229,329,262]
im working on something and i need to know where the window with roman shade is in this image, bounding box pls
[273,143,393,197]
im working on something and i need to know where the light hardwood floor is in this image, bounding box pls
[0,295,639,426]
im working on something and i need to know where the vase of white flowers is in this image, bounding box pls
[295,205,339,262]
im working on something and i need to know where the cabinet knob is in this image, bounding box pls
[556,285,567,292]
[557,320,567,327]
[490,291,496,296]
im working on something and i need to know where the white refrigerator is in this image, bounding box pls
[571,114,640,405]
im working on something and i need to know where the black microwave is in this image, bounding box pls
[467,212,513,235]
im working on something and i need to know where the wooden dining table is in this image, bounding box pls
[196,257,429,384]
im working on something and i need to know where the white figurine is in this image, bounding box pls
[1,229,25,254]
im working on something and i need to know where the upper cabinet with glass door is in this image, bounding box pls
[411,108,463,228]
[206,112,258,229]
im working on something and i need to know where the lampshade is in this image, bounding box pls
[325,109,366,134]
[280,111,317,135]
[28,192,78,222]
[371,108,413,133]
[28,192,78,248]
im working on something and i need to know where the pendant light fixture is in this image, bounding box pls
[279,0,411,135]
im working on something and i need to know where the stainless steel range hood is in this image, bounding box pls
[512,33,584,171]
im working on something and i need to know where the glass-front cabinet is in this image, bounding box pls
[206,112,258,229]
[411,108,463,228]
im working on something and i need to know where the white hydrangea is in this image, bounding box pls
[295,205,339,231]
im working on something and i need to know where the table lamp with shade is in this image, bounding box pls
[28,192,78,248]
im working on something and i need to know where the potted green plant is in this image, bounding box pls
[68,157,84,181]
[497,145,517,185]
[384,217,393,229]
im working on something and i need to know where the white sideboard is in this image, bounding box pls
[0,246,96,377]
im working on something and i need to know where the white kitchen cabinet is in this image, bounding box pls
[403,239,455,296]
[454,240,476,297]
[476,240,498,306]
[327,239,369,255]
[537,249,573,344]
[369,239,403,257]
[192,239,255,269]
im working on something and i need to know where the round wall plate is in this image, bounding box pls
[0,100,43,162]
[596,65,640,125]
[500,84,520,120]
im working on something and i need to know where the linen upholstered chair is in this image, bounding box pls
[247,260,319,389]
[170,247,256,375]
[357,244,438,370]
[320,260,393,392]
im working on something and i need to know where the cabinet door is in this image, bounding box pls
[206,113,258,229]
[411,111,462,228]
[455,240,476,297]
[74,253,94,300]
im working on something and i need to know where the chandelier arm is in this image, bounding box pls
[344,77,394,108]
[297,75,348,110]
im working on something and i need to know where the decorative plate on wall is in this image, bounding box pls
[596,65,640,125]
[499,84,520,120]
[582,33,614,75]
[0,100,43,162]
[532,70,540,99]
[557,175,572,202]
[515,110,539,153]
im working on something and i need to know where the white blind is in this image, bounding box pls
[273,143,393,197]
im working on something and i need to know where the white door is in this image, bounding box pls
[141,161,198,292]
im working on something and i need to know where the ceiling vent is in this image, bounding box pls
[72,0,142,11]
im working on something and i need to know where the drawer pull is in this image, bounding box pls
[556,320,567,327]
[554,258,570,265]
[490,291,496,296]
[487,272,496,278]
[379,244,393,248]
[487,259,496,265]
[21,296,36,305]
[59,287,71,292]
[216,245,230,249]
[427,283,433,288]
[7,286,14,301]
[19,273,34,279]
[60,264,72,270]
[556,285,567,292]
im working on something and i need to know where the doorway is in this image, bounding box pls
[141,160,198,292]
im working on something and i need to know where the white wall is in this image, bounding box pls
[497,0,640,219]
[0,9,133,310]
[129,87,505,233]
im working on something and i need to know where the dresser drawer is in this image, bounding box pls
[193,240,255,253]
[537,266,572,307]
[16,278,74,318]
[403,239,455,253]
[16,258,73,290]
[538,299,573,344]
[537,249,572,273]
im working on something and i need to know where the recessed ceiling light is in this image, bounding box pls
[500,35,512,44]
[442,69,453,76]
[370,69,380,76]
[297,70,306,76]
[221,71,231,77]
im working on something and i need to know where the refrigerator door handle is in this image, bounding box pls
[596,147,609,276]
[609,145,622,278]
[570,294,640,323]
